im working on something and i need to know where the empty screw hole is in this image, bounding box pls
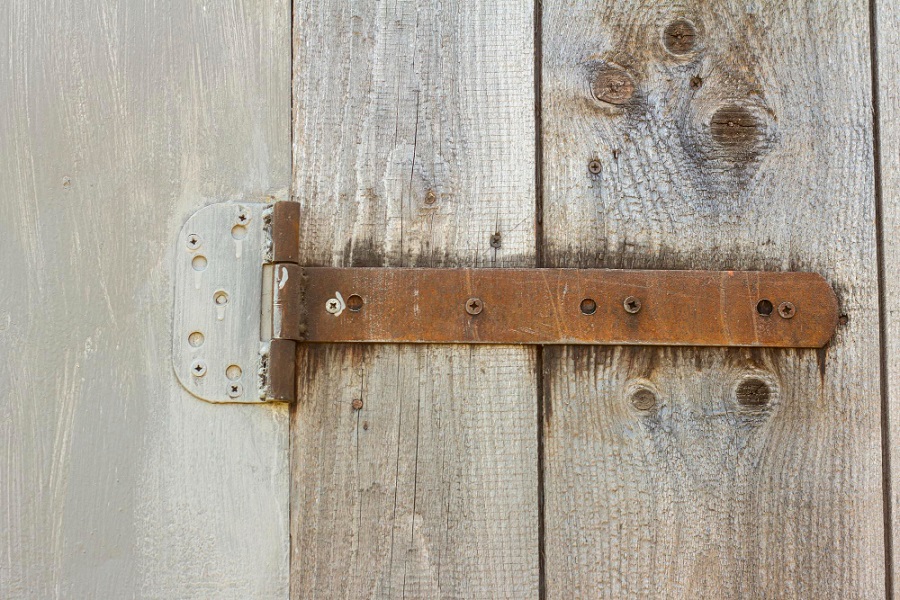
[756,299,773,316]
[214,291,229,305]
[188,331,205,347]
[736,378,771,406]
[192,255,208,271]
[580,298,597,315]
[346,294,364,312]
[231,225,247,240]
[226,365,242,381]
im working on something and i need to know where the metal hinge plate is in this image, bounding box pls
[173,201,839,403]
[172,202,294,403]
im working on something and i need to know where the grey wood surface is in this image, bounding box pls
[290,1,539,597]
[541,1,884,597]
[0,1,290,597]
[878,0,900,596]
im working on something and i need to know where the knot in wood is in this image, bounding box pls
[592,67,635,105]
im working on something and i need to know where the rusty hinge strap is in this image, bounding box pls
[272,265,837,348]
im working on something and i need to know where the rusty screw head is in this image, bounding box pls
[465,297,483,315]
[778,302,796,319]
[352,399,364,410]
[490,232,502,249]
[588,160,602,174]
[186,233,202,251]
[227,382,243,399]
[623,296,642,314]
[424,190,437,205]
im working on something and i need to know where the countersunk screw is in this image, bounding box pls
[227,382,243,398]
[186,233,202,250]
[623,296,642,314]
[326,298,341,314]
[588,160,602,174]
[236,207,251,225]
[778,301,796,319]
[190,360,207,377]
[465,297,483,315]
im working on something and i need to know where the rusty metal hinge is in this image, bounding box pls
[173,201,839,403]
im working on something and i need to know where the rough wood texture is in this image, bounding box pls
[541,1,883,597]
[878,0,900,594]
[0,2,290,597]
[291,1,538,597]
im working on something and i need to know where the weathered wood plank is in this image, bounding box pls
[290,1,538,597]
[0,2,290,598]
[877,0,900,594]
[541,1,883,597]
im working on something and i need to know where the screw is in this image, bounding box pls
[490,232,502,249]
[186,233,202,250]
[424,190,437,205]
[326,298,341,314]
[465,297,483,315]
[236,207,251,225]
[227,382,243,398]
[352,399,364,410]
[623,296,642,314]
[190,360,207,377]
[588,160,602,174]
[778,302,796,319]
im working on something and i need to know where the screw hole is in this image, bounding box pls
[188,331,205,347]
[756,299,773,316]
[192,255,208,271]
[226,365,242,381]
[346,294,364,312]
[231,225,247,240]
[580,298,597,315]
[214,291,229,306]
[736,377,771,406]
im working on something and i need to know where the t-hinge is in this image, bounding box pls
[173,201,839,403]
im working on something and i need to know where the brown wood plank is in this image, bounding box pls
[541,1,884,597]
[290,1,539,597]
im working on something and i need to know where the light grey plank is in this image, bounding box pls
[0,1,290,598]
[542,1,883,597]
[290,1,539,597]
[877,0,900,594]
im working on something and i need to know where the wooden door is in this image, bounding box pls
[3,1,898,599]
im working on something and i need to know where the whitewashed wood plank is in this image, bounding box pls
[542,1,883,597]
[291,1,539,597]
[0,1,290,597]
[877,0,900,594]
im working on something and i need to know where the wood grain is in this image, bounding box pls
[541,1,884,597]
[0,1,290,597]
[290,0,538,597]
[877,0,900,595]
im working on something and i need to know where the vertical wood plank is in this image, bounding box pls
[877,0,900,594]
[290,1,538,597]
[542,1,883,597]
[0,2,290,598]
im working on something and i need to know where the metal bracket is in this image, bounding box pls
[173,201,839,403]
